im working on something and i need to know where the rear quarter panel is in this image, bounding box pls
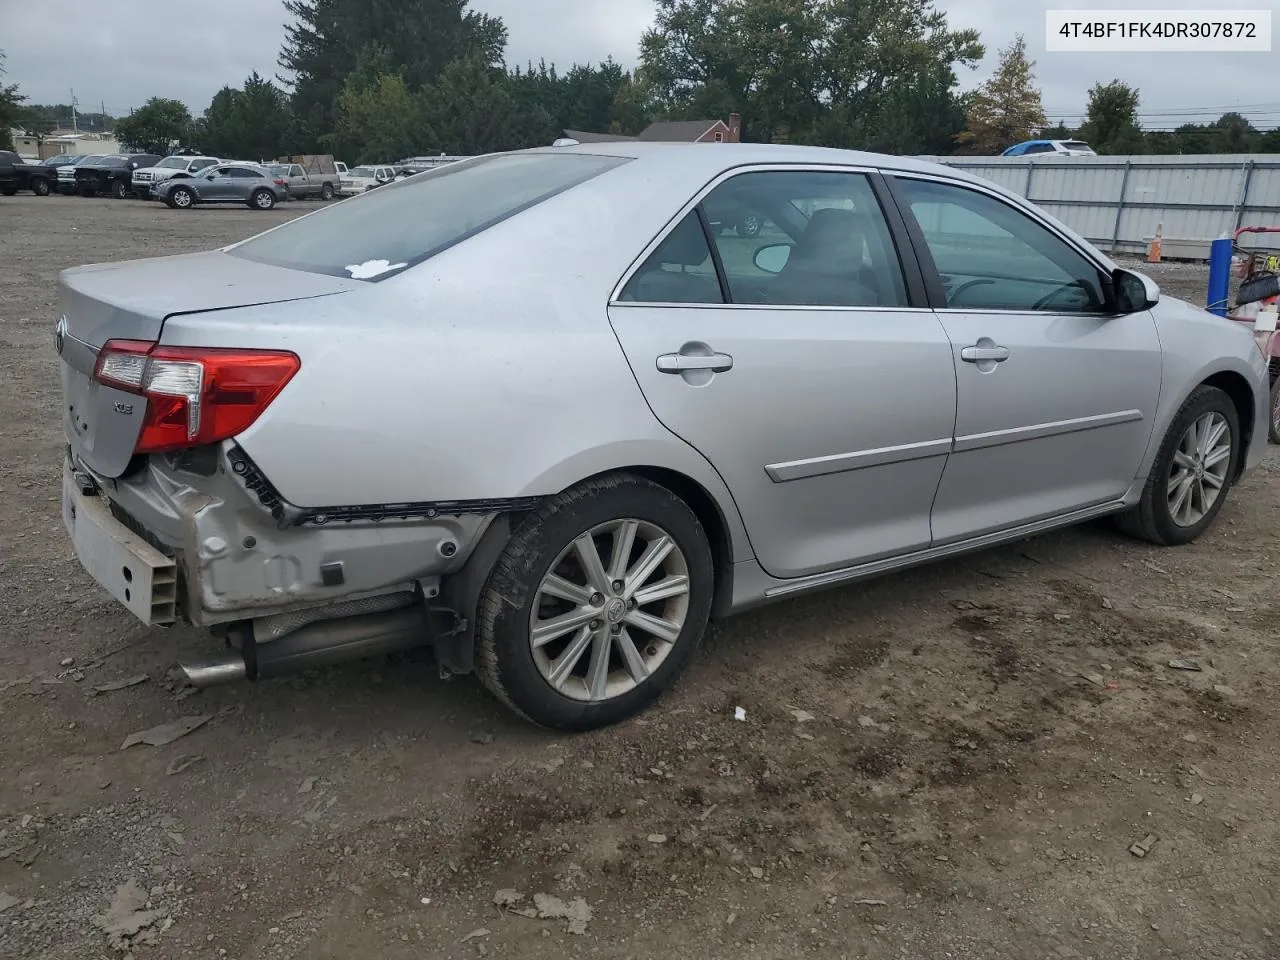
[157,156,756,562]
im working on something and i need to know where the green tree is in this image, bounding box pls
[198,72,292,160]
[115,98,193,153]
[955,34,1045,154]
[419,56,526,155]
[0,51,27,149]
[1076,80,1144,154]
[332,71,420,162]
[637,0,981,149]
[1209,112,1258,153]
[278,0,507,152]
[610,75,657,135]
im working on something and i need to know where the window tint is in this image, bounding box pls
[1025,143,1054,154]
[618,212,723,304]
[227,167,261,178]
[701,170,909,308]
[228,152,629,281]
[193,159,216,171]
[896,177,1107,313]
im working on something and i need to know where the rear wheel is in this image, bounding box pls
[736,214,762,238]
[320,182,335,201]
[250,189,275,210]
[169,186,194,209]
[1115,385,1240,546]
[476,474,714,731]
[32,179,50,197]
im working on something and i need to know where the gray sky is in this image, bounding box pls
[4,0,1278,129]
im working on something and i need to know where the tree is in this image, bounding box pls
[1076,80,1144,154]
[115,98,193,154]
[1209,112,1258,153]
[0,51,27,150]
[198,72,291,160]
[419,56,527,155]
[955,34,1045,154]
[332,71,420,162]
[637,0,982,150]
[278,0,507,151]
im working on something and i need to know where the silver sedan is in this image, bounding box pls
[154,162,286,210]
[55,143,1268,730]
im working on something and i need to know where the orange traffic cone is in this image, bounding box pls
[1146,222,1163,263]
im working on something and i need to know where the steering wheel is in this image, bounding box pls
[946,278,995,305]
[1032,280,1089,311]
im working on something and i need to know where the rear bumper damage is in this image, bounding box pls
[62,443,510,684]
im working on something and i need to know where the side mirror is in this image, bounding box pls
[1113,267,1159,313]
[754,243,793,274]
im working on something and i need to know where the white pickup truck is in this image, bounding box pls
[132,155,221,199]
[339,164,398,196]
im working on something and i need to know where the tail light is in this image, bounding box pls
[273,178,287,186]
[94,340,300,454]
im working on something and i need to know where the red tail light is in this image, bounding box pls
[273,178,287,186]
[94,340,300,454]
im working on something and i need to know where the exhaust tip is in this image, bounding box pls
[180,656,247,688]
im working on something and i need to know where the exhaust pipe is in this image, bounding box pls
[180,606,428,688]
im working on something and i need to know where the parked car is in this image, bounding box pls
[271,155,341,200]
[0,150,60,196]
[56,143,1268,731]
[56,154,107,194]
[339,164,397,196]
[153,162,286,209]
[75,154,163,198]
[1001,139,1097,157]
[132,155,221,199]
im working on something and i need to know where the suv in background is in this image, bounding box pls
[1001,139,1097,157]
[132,155,221,199]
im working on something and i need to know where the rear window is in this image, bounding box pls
[227,152,629,281]
[1062,141,1093,151]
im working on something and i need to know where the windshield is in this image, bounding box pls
[227,152,628,281]
[349,166,377,178]
[156,157,191,169]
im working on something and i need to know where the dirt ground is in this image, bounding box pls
[2,194,1279,960]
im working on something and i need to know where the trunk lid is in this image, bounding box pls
[59,250,359,478]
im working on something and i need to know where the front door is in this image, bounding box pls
[608,168,958,580]
[888,174,1163,543]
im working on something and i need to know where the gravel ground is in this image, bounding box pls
[2,194,1279,960]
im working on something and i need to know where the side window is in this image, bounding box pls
[193,159,215,171]
[701,170,909,308]
[227,167,256,178]
[618,211,723,304]
[291,165,304,177]
[1025,143,1053,154]
[896,177,1108,313]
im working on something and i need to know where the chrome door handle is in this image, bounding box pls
[656,352,734,374]
[961,345,1010,363]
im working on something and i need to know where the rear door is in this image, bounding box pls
[608,166,957,580]
[886,173,1162,543]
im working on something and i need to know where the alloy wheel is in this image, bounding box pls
[529,518,691,702]
[1167,411,1231,527]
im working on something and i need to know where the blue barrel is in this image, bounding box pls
[1206,236,1233,316]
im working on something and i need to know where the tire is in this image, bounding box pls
[33,178,50,197]
[169,186,194,209]
[0,186,16,196]
[736,214,762,238]
[113,179,129,199]
[320,182,335,201]
[1115,385,1240,546]
[249,189,275,210]
[476,473,715,731]
[1268,375,1280,444]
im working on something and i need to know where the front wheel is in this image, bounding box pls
[1115,385,1240,546]
[113,179,130,199]
[249,189,275,210]
[32,179,50,197]
[169,186,194,209]
[320,182,335,201]
[736,214,762,238]
[476,474,715,731]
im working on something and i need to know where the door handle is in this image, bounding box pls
[961,344,1010,363]
[656,352,734,374]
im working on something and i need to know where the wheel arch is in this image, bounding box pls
[1201,369,1255,481]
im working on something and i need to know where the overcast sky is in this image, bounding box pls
[4,0,1278,129]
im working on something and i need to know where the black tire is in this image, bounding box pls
[476,473,715,731]
[168,186,194,209]
[0,186,16,196]
[320,182,335,201]
[1114,385,1240,546]
[1268,375,1280,445]
[113,179,130,199]
[249,189,275,210]
[736,214,762,238]
[32,179,50,197]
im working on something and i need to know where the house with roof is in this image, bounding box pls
[563,113,742,145]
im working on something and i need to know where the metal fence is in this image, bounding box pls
[916,154,1280,259]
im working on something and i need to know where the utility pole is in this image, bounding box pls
[101,100,106,132]
[70,89,78,133]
